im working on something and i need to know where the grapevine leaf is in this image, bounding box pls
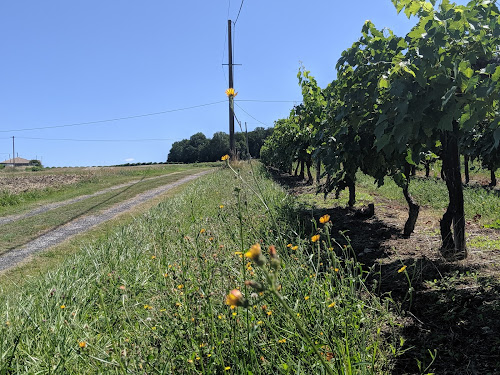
[494,128,500,149]
[438,111,454,131]
[492,66,500,82]
[441,86,457,109]
[378,76,390,89]
[405,149,416,165]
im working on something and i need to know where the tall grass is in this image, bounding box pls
[0,163,398,373]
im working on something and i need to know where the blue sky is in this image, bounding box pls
[0,1,465,167]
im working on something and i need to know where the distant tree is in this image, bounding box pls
[167,128,273,163]
[167,139,189,162]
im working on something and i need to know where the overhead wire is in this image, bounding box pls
[16,137,180,142]
[233,0,245,26]
[0,101,227,133]
[234,102,271,127]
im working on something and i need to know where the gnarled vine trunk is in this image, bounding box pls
[299,160,305,180]
[464,154,470,184]
[346,176,356,208]
[402,164,420,237]
[490,168,497,187]
[306,157,313,185]
[316,158,321,183]
[440,122,467,259]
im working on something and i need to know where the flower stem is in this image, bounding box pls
[269,287,335,375]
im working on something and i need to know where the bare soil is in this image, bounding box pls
[272,171,500,375]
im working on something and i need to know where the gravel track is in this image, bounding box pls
[0,170,211,272]
[0,172,183,226]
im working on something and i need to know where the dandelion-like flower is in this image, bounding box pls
[398,265,407,273]
[225,289,245,308]
[221,154,230,161]
[60,305,66,309]
[245,243,266,266]
[225,88,238,97]
[319,214,330,224]
[79,341,87,348]
[311,234,320,243]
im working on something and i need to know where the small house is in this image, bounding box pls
[0,157,31,167]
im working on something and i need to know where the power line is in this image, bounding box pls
[234,0,245,25]
[16,137,180,142]
[0,101,227,133]
[235,99,302,103]
[234,102,270,127]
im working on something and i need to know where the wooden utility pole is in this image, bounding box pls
[12,136,15,168]
[227,19,235,158]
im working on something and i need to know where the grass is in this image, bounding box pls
[0,162,398,374]
[0,168,207,254]
[0,164,197,216]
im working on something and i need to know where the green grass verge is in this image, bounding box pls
[0,164,199,216]
[0,163,398,374]
[0,169,207,254]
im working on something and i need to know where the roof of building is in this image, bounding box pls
[0,157,31,164]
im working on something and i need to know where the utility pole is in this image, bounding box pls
[12,136,15,168]
[227,19,235,158]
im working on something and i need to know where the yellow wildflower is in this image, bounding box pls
[224,366,231,371]
[225,289,245,308]
[78,341,87,348]
[398,265,407,273]
[221,154,230,161]
[200,228,206,234]
[60,305,66,309]
[319,214,330,224]
[245,243,265,266]
[287,243,292,248]
[292,245,298,250]
[311,234,320,243]
[219,204,224,208]
[328,302,336,308]
[304,296,310,300]
[225,88,238,97]
[278,338,286,343]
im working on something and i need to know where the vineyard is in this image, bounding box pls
[261,0,500,260]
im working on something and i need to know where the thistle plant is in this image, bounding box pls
[226,241,336,375]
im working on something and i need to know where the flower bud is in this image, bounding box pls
[245,243,266,267]
[225,289,246,308]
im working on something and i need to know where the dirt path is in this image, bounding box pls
[0,172,183,226]
[0,170,211,273]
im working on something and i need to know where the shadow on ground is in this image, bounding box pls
[269,168,500,375]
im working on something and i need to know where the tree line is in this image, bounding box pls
[261,0,500,259]
[167,127,273,163]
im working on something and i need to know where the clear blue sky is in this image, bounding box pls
[0,1,466,167]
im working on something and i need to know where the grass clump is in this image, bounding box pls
[0,162,398,373]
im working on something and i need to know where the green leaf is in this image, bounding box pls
[494,128,500,149]
[492,66,500,82]
[405,149,416,165]
[378,76,390,89]
[438,111,454,131]
[422,2,434,13]
[441,86,457,109]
